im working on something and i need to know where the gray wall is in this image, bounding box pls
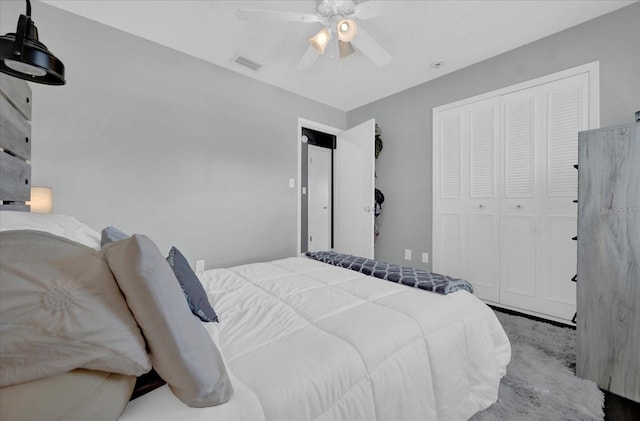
[347,3,640,270]
[0,1,345,268]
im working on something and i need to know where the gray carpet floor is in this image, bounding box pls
[470,310,604,421]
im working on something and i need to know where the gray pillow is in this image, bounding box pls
[0,230,151,387]
[103,234,233,407]
[167,246,218,322]
[100,226,129,246]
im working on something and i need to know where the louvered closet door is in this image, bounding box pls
[434,108,465,280]
[499,73,589,319]
[538,74,589,319]
[499,87,541,312]
[434,64,596,322]
[433,99,500,302]
[465,98,500,302]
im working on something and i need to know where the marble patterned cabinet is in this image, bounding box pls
[576,123,640,403]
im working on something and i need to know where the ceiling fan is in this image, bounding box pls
[236,0,392,69]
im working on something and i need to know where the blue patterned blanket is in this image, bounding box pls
[306,251,474,295]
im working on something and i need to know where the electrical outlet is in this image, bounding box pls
[404,249,412,260]
[195,259,205,273]
[422,252,429,263]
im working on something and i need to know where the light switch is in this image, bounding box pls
[289,178,295,188]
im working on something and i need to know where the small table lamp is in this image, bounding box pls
[27,186,53,213]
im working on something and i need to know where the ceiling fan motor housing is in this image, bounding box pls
[317,0,356,20]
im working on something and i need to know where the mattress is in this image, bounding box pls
[121,257,510,420]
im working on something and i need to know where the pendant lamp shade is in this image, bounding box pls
[0,0,65,85]
[309,28,331,54]
[338,40,355,58]
[337,19,357,43]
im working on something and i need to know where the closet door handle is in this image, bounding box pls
[479,204,484,208]
[517,204,522,208]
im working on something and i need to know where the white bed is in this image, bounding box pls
[0,212,509,420]
[122,256,510,421]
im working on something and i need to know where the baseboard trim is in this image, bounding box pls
[489,305,576,330]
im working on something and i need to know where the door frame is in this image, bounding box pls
[297,118,342,255]
[431,61,600,323]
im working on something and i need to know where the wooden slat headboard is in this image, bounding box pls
[0,74,32,212]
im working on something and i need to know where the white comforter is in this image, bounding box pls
[121,257,510,421]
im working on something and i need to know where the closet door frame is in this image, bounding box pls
[432,61,599,322]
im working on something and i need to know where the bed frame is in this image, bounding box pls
[0,74,32,212]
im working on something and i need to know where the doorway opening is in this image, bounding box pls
[300,126,336,254]
[297,117,376,258]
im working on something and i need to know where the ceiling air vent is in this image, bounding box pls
[233,56,263,71]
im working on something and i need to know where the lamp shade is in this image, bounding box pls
[27,186,53,213]
[337,19,357,43]
[338,40,355,58]
[0,1,65,85]
[309,28,331,54]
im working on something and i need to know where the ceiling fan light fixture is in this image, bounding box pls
[0,0,65,85]
[309,28,331,54]
[338,40,355,58]
[337,19,357,42]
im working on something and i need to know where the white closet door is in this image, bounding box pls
[433,108,465,279]
[466,98,500,302]
[499,87,541,312]
[433,63,597,323]
[433,99,500,302]
[538,73,589,319]
[499,73,588,319]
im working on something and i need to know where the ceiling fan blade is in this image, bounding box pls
[351,27,392,66]
[351,1,390,20]
[297,45,320,70]
[236,9,322,23]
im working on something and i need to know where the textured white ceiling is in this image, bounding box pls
[40,0,635,111]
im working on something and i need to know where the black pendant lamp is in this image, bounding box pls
[0,0,65,85]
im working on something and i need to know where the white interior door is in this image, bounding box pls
[433,108,465,278]
[433,99,500,302]
[466,98,500,302]
[499,87,541,312]
[433,63,597,323]
[334,119,375,259]
[307,145,332,252]
[499,74,587,320]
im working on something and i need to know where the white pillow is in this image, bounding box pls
[0,211,101,249]
[103,234,233,407]
[0,230,151,387]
